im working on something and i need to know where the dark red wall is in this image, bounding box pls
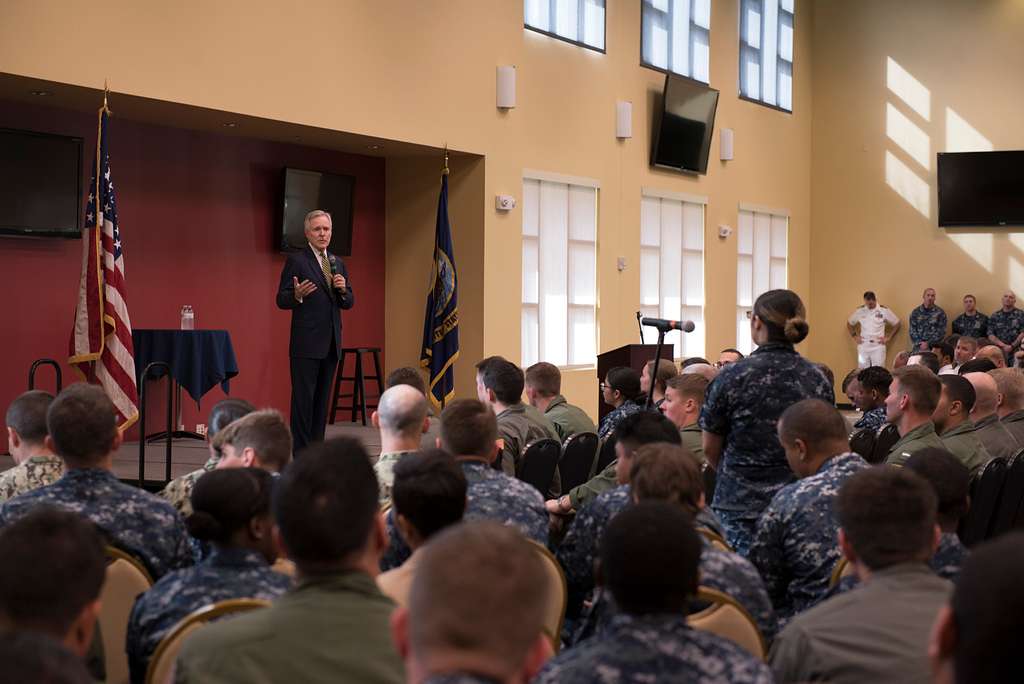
[0,100,385,442]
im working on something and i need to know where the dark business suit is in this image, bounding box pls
[276,246,354,453]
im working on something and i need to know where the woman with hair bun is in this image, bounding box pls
[698,289,834,555]
[126,468,291,683]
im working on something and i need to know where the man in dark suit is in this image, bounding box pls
[276,210,354,453]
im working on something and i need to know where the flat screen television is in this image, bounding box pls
[938,151,1024,227]
[279,167,356,255]
[650,75,719,175]
[0,128,83,238]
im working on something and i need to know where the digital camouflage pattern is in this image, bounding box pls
[909,304,948,348]
[374,450,417,508]
[598,400,644,440]
[0,455,63,503]
[159,452,220,516]
[951,312,988,339]
[987,307,1024,346]
[930,532,968,582]
[853,406,886,432]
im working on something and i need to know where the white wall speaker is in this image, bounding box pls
[720,127,734,161]
[616,100,632,139]
[497,66,516,109]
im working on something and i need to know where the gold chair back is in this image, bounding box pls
[100,547,154,684]
[829,556,855,588]
[527,539,567,652]
[687,586,766,659]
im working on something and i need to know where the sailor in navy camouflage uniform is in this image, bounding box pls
[700,290,834,555]
[952,294,988,339]
[987,291,1024,359]
[598,367,646,440]
[126,468,290,683]
[854,405,886,431]
[909,287,947,350]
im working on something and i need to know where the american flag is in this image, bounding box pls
[69,107,139,429]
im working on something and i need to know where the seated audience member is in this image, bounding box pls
[213,409,292,474]
[126,468,291,683]
[0,390,61,503]
[160,398,255,514]
[475,356,560,481]
[371,385,429,506]
[524,361,596,442]
[640,358,678,408]
[932,375,992,474]
[0,508,105,662]
[952,294,987,339]
[596,366,644,440]
[377,450,466,607]
[904,449,969,581]
[381,399,548,571]
[174,437,404,684]
[932,341,955,374]
[716,348,745,368]
[681,356,711,368]
[883,366,945,466]
[391,522,551,684]
[951,335,978,370]
[556,413,680,623]
[892,350,911,369]
[536,502,772,684]
[957,357,996,374]
[908,351,941,374]
[0,384,191,578]
[991,367,1024,443]
[0,632,93,684]
[681,362,718,382]
[750,400,869,625]
[975,344,1008,369]
[769,468,948,684]
[853,366,891,431]
[385,366,442,450]
[929,532,1024,684]
[661,374,709,463]
[963,372,1019,459]
[841,369,861,407]
[814,362,835,391]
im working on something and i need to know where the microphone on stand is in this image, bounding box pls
[639,316,696,333]
[636,311,645,343]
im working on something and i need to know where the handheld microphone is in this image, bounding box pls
[328,255,346,292]
[639,316,696,333]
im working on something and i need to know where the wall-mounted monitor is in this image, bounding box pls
[650,75,719,175]
[279,167,356,255]
[0,128,83,238]
[938,151,1024,227]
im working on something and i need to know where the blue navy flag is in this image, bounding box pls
[420,174,459,409]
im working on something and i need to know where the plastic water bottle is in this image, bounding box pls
[181,305,194,330]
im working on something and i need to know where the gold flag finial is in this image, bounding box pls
[442,144,449,176]
[102,80,112,114]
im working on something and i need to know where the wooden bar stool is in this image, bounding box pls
[330,347,384,426]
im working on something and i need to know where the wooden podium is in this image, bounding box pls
[596,344,675,421]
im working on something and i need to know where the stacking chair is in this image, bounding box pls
[559,432,599,493]
[697,526,731,552]
[990,449,1024,537]
[100,547,154,684]
[959,456,1009,546]
[687,586,765,659]
[593,436,617,475]
[519,439,561,496]
[526,540,567,653]
[145,598,271,684]
[828,557,856,589]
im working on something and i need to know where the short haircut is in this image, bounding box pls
[272,437,378,572]
[605,366,641,401]
[932,341,955,362]
[303,209,331,231]
[630,444,703,517]
[957,336,979,352]
[377,385,429,438]
[681,357,711,368]
[958,358,997,375]
[524,362,561,397]
[187,468,275,544]
[613,411,682,451]
[778,398,849,447]
[386,367,428,396]
[644,359,679,394]
[863,291,876,300]
[720,348,745,359]
[990,368,1024,411]
[5,390,54,445]
[0,632,92,684]
[857,366,892,396]
[665,374,708,404]
[207,398,256,437]
[212,409,292,472]
[440,399,498,459]
[475,356,525,405]
[815,362,835,388]
[904,448,970,527]
[841,368,860,394]
[892,366,942,414]
[909,351,941,375]
[601,502,702,615]
[949,531,1024,683]
[0,507,105,638]
[408,522,547,677]
[392,449,466,541]
[46,384,118,466]
[836,468,937,570]
[939,375,977,414]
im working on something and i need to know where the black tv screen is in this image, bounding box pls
[651,75,719,175]
[0,128,82,238]
[279,167,355,255]
[938,151,1024,227]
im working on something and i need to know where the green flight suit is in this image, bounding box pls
[544,395,597,442]
[938,421,992,475]
[886,421,945,467]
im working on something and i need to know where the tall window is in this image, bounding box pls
[522,173,598,368]
[525,0,606,51]
[739,0,794,111]
[641,0,712,84]
[736,205,788,353]
[640,190,706,359]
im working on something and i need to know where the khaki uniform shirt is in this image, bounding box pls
[938,421,992,475]
[679,423,705,464]
[885,422,945,467]
[175,571,404,684]
[0,454,63,503]
[972,413,1020,460]
[543,395,597,442]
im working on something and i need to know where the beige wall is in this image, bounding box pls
[810,0,1024,384]
[1,0,816,417]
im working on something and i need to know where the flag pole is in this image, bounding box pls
[442,143,449,176]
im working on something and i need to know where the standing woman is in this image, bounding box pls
[699,290,834,555]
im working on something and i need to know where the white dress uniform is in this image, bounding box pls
[848,304,899,368]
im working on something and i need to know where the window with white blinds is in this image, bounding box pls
[525,0,606,51]
[640,192,706,359]
[736,207,788,353]
[739,0,794,111]
[522,176,598,369]
[641,0,712,84]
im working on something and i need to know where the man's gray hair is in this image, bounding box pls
[303,209,332,232]
[378,385,429,438]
